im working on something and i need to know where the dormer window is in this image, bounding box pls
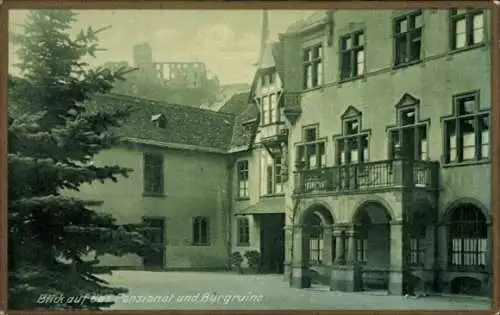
[151,114,166,129]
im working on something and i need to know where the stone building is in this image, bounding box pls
[105,43,220,107]
[272,8,492,296]
[81,8,492,297]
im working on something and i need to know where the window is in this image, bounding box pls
[262,151,284,195]
[237,160,249,198]
[336,118,369,164]
[237,217,250,246]
[303,45,323,89]
[389,106,428,160]
[193,216,210,245]
[394,11,422,66]
[448,205,487,269]
[450,9,484,50]
[408,227,426,266]
[296,126,326,169]
[340,31,364,81]
[269,94,279,123]
[356,233,368,264]
[443,92,489,164]
[262,95,270,125]
[151,114,166,129]
[143,153,164,195]
[307,214,323,264]
[259,70,280,126]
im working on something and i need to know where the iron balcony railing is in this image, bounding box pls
[294,159,439,194]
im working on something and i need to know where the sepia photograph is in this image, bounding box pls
[3,1,498,312]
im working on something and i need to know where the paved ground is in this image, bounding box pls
[98,271,491,311]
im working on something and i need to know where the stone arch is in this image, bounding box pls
[440,197,491,224]
[295,201,335,286]
[299,200,336,225]
[350,197,394,291]
[351,196,396,224]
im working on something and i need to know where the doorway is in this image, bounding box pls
[259,214,285,274]
[142,217,165,269]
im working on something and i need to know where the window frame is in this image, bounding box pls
[448,205,488,270]
[393,10,423,68]
[442,91,490,165]
[143,153,164,196]
[193,216,210,246]
[303,44,323,90]
[237,217,250,246]
[264,152,284,196]
[408,226,426,267]
[339,30,365,82]
[307,214,324,265]
[259,69,281,127]
[449,8,485,52]
[296,125,327,170]
[387,98,429,161]
[237,160,249,199]
[356,231,368,264]
[335,117,370,165]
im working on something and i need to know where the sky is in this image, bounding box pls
[8,10,312,85]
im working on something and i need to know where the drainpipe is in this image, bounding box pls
[226,155,236,270]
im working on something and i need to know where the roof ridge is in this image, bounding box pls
[100,92,237,118]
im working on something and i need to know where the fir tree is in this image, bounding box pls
[8,10,150,310]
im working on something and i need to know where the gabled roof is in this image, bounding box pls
[86,93,236,152]
[200,83,251,112]
[219,91,251,115]
[216,91,259,152]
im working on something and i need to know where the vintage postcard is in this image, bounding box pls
[4,2,498,312]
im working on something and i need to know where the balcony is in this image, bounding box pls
[260,123,288,157]
[294,159,440,195]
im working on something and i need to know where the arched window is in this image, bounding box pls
[448,204,487,268]
[193,216,210,246]
[306,213,324,265]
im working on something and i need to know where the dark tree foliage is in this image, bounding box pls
[8,10,151,310]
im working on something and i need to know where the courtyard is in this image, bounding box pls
[98,271,492,311]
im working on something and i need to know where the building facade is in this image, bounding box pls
[232,8,492,296]
[80,8,492,297]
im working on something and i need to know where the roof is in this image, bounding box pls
[259,42,277,69]
[234,195,285,214]
[200,83,251,111]
[228,98,259,151]
[284,11,328,34]
[219,91,251,115]
[86,93,237,152]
